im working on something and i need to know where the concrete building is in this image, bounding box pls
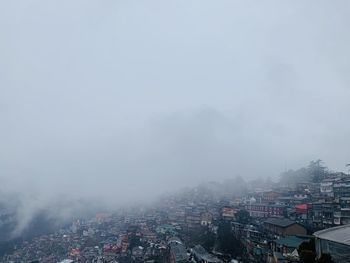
[263,218,307,237]
[320,179,334,197]
[311,202,340,228]
[245,204,285,218]
[314,225,350,263]
[200,212,213,226]
[271,236,310,255]
[221,206,236,221]
[168,238,190,263]
[192,245,222,263]
[333,179,350,199]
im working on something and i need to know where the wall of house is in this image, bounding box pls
[284,224,307,236]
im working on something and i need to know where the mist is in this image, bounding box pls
[1,0,350,235]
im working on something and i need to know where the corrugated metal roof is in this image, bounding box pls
[314,225,350,246]
[264,218,297,228]
[275,236,309,248]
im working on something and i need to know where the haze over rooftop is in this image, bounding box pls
[1,0,350,208]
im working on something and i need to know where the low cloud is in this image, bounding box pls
[1,0,350,236]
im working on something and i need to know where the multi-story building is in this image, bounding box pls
[270,235,310,255]
[311,202,340,228]
[314,225,350,263]
[335,197,350,225]
[263,218,307,237]
[295,203,312,220]
[200,212,213,226]
[221,206,236,221]
[261,191,282,202]
[333,179,350,199]
[185,211,201,229]
[231,222,268,262]
[245,203,285,218]
[320,179,334,197]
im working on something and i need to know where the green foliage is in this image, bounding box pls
[217,221,244,257]
[298,238,315,253]
[308,160,327,183]
[298,238,316,263]
[202,230,216,251]
[297,240,334,263]
[128,225,142,248]
[280,160,330,186]
[186,226,216,251]
[235,210,251,225]
[129,235,141,248]
[317,253,335,263]
[300,250,316,263]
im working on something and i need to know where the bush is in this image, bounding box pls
[317,254,334,263]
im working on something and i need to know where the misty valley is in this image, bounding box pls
[2,0,350,262]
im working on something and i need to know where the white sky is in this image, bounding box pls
[1,1,350,205]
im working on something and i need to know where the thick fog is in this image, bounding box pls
[1,1,350,234]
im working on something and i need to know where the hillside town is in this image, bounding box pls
[1,161,350,263]
[2,0,350,262]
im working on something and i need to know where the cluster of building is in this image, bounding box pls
[157,174,350,262]
[0,197,228,263]
[2,174,350,263]
[1,211,169,263]
[227,173,350,262]
[167,237,222,263]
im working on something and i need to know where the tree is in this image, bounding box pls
[298,238,316,263]
[317,254,335,263]
[217,221,244,257]
[235,210,251,225]
[202,230,216,251]
[300,250,316,263]
[186,226,215,251]
[308,160,328,183]
[279,160,330,186]
[297,239,335,263]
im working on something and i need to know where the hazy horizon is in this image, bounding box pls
[1,0,350,235]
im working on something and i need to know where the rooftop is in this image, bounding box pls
[314,225,350,246]
[192,245,222,263]
[169,241,189,262]
[264,218,297,228]
[275,236,310,248]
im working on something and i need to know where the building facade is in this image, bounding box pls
[314,225,350,263]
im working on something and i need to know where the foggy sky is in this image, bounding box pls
[1,0,350,225]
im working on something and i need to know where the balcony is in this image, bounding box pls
[334,212,341,217]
